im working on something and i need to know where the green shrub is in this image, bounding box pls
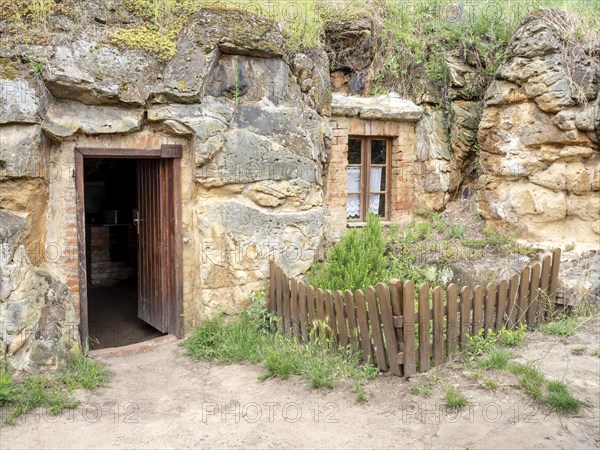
[497,324,527,347]
[307,213,387,292]
[465,329,497,360]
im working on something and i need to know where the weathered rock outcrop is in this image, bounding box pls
[0,4,332,369]
[478,13,600,241]
[1,210,79,372]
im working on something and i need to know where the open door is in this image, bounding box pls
[136,158,182,336]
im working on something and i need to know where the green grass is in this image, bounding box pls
[0,356,110,424]
[410,384,433,396]
[545,380,580,414]
[482,378,498,390]
[479,348,513,370]
[465,326,581,414]
[444,388,467,410]
[571,346,587,355]
[540,314,580,337]
[508,363,546,401]
[183,296,378,396]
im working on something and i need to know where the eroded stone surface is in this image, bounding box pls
[478,13,600,241]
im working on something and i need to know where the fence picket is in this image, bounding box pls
[377,283,401,375]
[517,266,531,326]
[367,286,388,371]
[418,284,431,372]
[290,278,300,339]
[315,288,326,339]
[324,291,337,344]
[484,283,496,336]
[527,263,541,326]
[432,287,444,366]
[539,254,552,323]
[307,285,316,335]
[275,266,284,332]
[447,284,458,354]
[389,280,404,347]
[496,280,508,330]
[459,286,472,349]
[345,290,360,353]
[268,261,276,312]
[549,248,561,311]
[507,274,520,328]
[334,291,348,348]
[473,285,484,335]
[355,290,374,365]
[402,282,417,376]
[282,269,291,336]
[298,282,308,341]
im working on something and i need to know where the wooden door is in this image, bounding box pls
[136,159,181,334]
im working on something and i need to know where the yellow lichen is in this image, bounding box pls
[0,59,19,80]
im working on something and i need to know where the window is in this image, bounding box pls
[346,136,391,221]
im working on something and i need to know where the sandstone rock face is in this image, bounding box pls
[0,212,79,372]
[478,14,600,241]
[0,3,331,370]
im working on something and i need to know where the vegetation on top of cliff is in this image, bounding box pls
[0,0,597,70]
[371,0,600,97]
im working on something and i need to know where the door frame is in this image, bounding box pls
[74,145,184,344]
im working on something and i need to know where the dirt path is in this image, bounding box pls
[1,321,599,449]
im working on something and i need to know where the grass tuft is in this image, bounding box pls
[0,356,109,424]
[444,388,467,410]
[183,292,378,398]
[545,380,580,414]
[540,314,580,337]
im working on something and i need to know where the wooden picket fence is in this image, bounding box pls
[267,248,561,377]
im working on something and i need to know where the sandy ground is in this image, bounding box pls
[1,319,599,449]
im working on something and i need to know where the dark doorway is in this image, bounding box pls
[83,158,164,349]
[75,146,183,350]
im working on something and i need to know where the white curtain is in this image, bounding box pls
[369,167,383,213]
[346,167,361,218]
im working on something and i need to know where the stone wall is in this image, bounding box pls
[478,13,600,241]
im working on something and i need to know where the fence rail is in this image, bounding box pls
[268,248,561,377]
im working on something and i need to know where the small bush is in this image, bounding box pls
[444,388,467,410]
[465,329,497,360]
[307,213,387,292]
[497,324,527,347]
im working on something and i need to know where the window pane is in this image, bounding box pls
[370,167,385,192]
[371,140,387,164]
[369,194,386,217]
[348,138,362,164]
[347,167,361,192]
[347,194,361,219]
